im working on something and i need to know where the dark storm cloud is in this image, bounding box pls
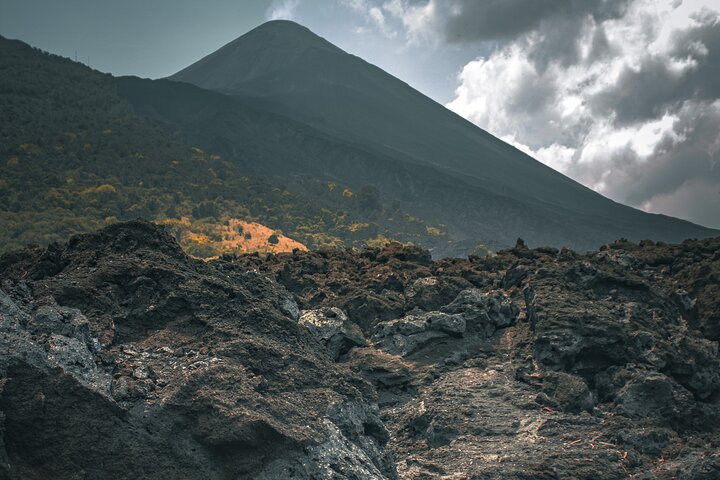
[670,10,720,98]
[590,10,720,125]
[435,0,630,74]
[591,56,687,124]
[442,0,629,43]
[623,101,720,207]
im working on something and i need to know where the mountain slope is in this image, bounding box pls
[0,35,454,256]
[171,20,718,250]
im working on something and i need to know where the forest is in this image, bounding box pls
[0,37,457,258]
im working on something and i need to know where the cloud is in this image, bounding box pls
[381,0,439,44]
[446,0,720,228]
[642,178,720,229]
[380,0,629,52]
[591,9,720,125]
[267,0,301,20]
[344,0,397,37]
[442,0,629,43]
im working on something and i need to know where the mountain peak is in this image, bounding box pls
[253,19,313,33]
[238,19,338,50]
[170,20,344,92]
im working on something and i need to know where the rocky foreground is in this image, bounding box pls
[0,221,718,479]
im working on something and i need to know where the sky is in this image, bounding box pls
[1,0,719,228]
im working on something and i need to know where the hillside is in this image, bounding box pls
[0,35,453,257]
[1,221,718,478]
[171,20,718,251]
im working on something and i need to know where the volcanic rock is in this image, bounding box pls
[2,221,720,479]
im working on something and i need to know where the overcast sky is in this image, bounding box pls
[2,0,719,228]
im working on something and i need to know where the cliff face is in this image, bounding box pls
[1,221,719,479]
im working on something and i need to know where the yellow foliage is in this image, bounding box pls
[81,184,116,196]
[188,232,211,244]
[348,223,370,232]
[191,147,206,162]
[7,157,20,167]
[19,143,41,155]
[158,217,191,228]
[471,244,493,258]
[45,188,65,204]
[365,235,393,248]
[426,226,444,236]
[305,232,345,249]
[342,187,353,198]
[327,182,338,191]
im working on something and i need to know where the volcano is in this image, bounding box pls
[168,20,717,253]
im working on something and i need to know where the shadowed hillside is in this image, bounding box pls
[0,35,453,257]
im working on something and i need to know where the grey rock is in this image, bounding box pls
[280,296,300,321]
[28,305,93,347]
[615,373,693,420]
[442,288,518,333]
[373,310,466,356]
[427,312,466,334]
[299,307,366,360]
[381,330,448,357]
[45,334,112,395]
[538,371,595,413]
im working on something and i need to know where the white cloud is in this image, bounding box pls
[381,0,438,44]
[446,0,720,227]
[267,0,301,21]
[343,0,398,38]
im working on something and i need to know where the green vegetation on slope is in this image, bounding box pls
[0,37,451,257]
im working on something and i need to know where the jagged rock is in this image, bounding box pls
[26,305,95,348]
[502,265,528,288]
[373,312,465,356]
[2,222,720,480]
[279,296,301,321]
[299,307,367,360]
[427,312,466,334]
[345,348,413,406]
[404,276,472,311]
[615,372,694,420]
[536,371,595,413]
[327,401,395,478]
[0,221,394,480]
[441,288,518,335]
